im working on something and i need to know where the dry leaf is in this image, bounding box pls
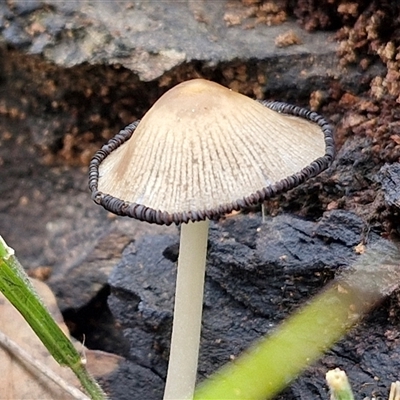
[0,278,121,399]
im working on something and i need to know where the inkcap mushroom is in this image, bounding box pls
[89,79,334,400]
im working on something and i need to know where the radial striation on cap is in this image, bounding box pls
[89,79,334,225]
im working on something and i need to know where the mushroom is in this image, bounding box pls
[88,79,334,400]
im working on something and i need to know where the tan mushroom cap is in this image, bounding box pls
[96,79,329,217]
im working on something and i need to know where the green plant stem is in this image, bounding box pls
[0,236,107,400]
[326,368,354,400]
[194,282,361,400]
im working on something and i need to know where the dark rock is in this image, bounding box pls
[8,0,43,16]
[104,360,164,400]
[49,229,132,311]
[207,212,362,318]
[2,22,31,47]
[106,210,383,399]
[107,225,271,379]
[378,162,400,208]
[108,234,178,378]
[314,209,365,246]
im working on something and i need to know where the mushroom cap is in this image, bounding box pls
[89,79,334,225]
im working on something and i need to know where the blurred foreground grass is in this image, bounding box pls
[195,239,400,399]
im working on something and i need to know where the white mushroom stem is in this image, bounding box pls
[163,220,210,400]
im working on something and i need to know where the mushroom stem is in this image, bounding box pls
[164,220,210,400]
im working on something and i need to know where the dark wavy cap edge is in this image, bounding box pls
[88,101,335,226]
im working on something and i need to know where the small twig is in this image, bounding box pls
[0,329,90,400]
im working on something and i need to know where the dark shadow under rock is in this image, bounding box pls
[62,284,131,358]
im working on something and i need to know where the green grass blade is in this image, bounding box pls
[0,236,107,400]
[195,239,400,400]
